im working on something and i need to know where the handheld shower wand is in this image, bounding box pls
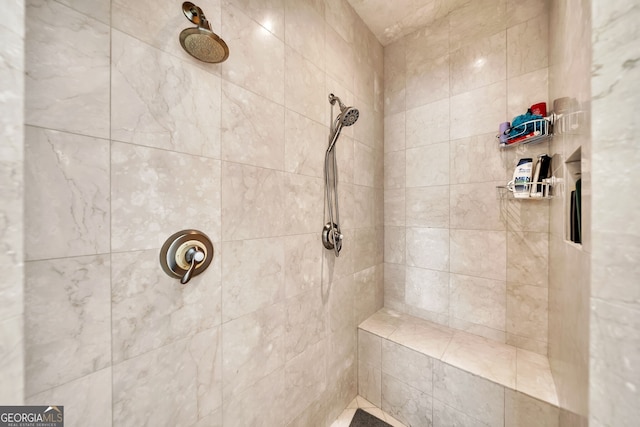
[322,94,359,257]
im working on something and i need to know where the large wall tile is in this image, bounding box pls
[450,32,506,95]
[450,133,508,184]
[0,316,23,404]
[229,0,285,40]
[450,229,507,281]
[284,172,324,234]
[384,151,405,189]
[450,274,506,331]
[221,237,285,321]
[221,162,284,240]
[26,368,112,427]
[354,142,375,186]
[405,267,449,317]
[385,227,406,264]
[505,389,559,427]
[507,231,549,287]
[285,288,325,360]
[507,14,549,78]
[506,0,547,26]
[111,30,222,158]
[450,182,507,231]
[222,3,285,103]
[111,249,221,363]
[284,339,327,422]
[384,111,405,152]
[384,189,405,227]
[449,0,506,51]
[26,0,110,138]
[284,109,326,178]
[382,340,433,394]
[507,68,549,120]
[25,255,111,396]
[433,399,487,427]
[406,142,450,188]
[285,46,326,124]
[284,0,325,69]
[406,54,449,110]
[325,24,354,90]
[25,127,109,260]
[383,39,406,115]
[406,186,450,229]
[405,98,450,148]
[406,227,450,271]
[111,142,221,251]
[284,233,322,298]
[384,262,406,303]
[222,303,285,397]
[381,373,433,427]
[450,81,507,140]
[221,80,284,169]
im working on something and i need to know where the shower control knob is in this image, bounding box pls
[159,230,214,285]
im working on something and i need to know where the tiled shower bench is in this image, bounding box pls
[357,308,560,427]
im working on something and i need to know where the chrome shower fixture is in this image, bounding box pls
[323,94,360,257]
[179,2,229,63]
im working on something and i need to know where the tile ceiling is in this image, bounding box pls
[346,0,468,45]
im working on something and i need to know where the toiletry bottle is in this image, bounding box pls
[513,158,533,198]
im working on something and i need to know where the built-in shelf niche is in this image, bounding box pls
[565,147,582,244]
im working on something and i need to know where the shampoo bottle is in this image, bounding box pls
[513,158,533,198]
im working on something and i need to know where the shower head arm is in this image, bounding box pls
[183,2,212,30]
[328,93,347,113]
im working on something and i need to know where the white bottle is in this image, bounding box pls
[512,158,533,198]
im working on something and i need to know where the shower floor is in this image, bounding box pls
[331,396,407,427]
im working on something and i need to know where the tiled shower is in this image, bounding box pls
[1,0,638,426]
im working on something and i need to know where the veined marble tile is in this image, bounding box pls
[25,127,109,260]
[448,317,507,344]
[505,197,550,233]
[54,0,110,24]
[382,340,433,394]
[354,265,384,325]
[111,248,221,363]
[355,63,376,108]
[406,227,450,272]
[284,109,326,178]
[221,237,285,321]
[221,80,284,169]
[385,227,406,264]
[384,189,405,227]
[325,0,355,43]
[359,329,382,366]
[433,399,487,427]
[442,331,516,388]
[381,373,433,427]
[221,162,285,241]
[26,0,110,138]
[450,182,507,231]
[384,112,405,152]
[285,46,326,124]
[227,0,285,40]
[326,23,354,91]
[507,231,549,287]
[113,328,221,427]
[507,14,549,78]
[388,314,453,359]
[406,53,449,110]
[405,186,450,228]
[450,133,508,184]
[405,17,449,64]
[336,134,356,185]
[506,333,547,356]
[450,31,507,95]
[25,255,111,396]
[111,142,221,251]
[433,359,505,426]
[111,30,222,158]
[222,3,285,103]
[384,263,406,304]
[516,348,557,405]
[355,185,376,229]
[384,39,406,116]
[285,288,326,360]
[284,0,325,70]
[284,172,324,235]
[224,366,287,427]
[26,368,112,427]
[285,339,327,422]
[450,229,507,281]
[449,0,506,51]
[354,142,375,187]
[506,0,547,26]
[405,98,450,148]
[222,302,285,397]
[353,228,379,273]
[405,267,450,320]
[384,151,405,189]
[450,81,507,140]
[450,274,506,331]
[507,68,549,121]
[0,316,23,404]
[353,101,376,148]
[284,233,322,298]
[359,360,382,407]
[406,142,449,187]
[505,389,559,427]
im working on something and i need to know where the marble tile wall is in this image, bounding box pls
[383,0,551,354]
[590,0,640,426]
[0,0,25,405]
[547,0,592,424]
[22,0,383,425]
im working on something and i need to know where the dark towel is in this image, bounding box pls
[349,409,393,427]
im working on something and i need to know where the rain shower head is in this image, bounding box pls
[179,2,229,63]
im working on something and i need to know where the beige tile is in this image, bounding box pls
[25,128,110,260]
[325,23,354,90]
[384,263,406,303]
[405,98,450,148]
[450,274,506,332]
[221,81,284,169]
[450,133,509,184]
[381,374,433,427]
[433,359,505,426]
[507,282,548,343]
[406,53,449,110]
[406,142,450,187]
[406,227,450,272]
[355,185,376,229]
[450,182,507,231]
[384,39,406,115]
[359,308,406,339]
[384,151,405,189]
[354,265,382,324]
[516,348,558,405]
[505,389,559,427]
[358,360,382,408]
[506,333,547,356]
[222,4,285,103]
[507,231,549,288]
[284,172,324,235]
[384,189,405,227]
[354,142,375,187]
[506,0,547,26]
[433,399,487,427]
[284,233,322,298]
[382,340,433,394]
[507,68,549,120]
[227,0,284,39]
[505,196,550,233]
[405,17,449,64]
[448,316,506,344]
[384,111,405,152]
[507,14,549,78]
[283,46,326,123]
[358,329,382,366]
[450,229,507,281]
[406,186,450,228]
[449,0,506,51]
[442,331,516,388]
[385,227,406,264]
[405,267,450,319]
[221,238,285,321]
[26,0,110,138]
[285,288,326,360]
[284,109,325,178]
[284,0,325,69]
[388,316,453,359]
[450,81,507,140]
[450,32,507,95]
[285,339,327,420]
